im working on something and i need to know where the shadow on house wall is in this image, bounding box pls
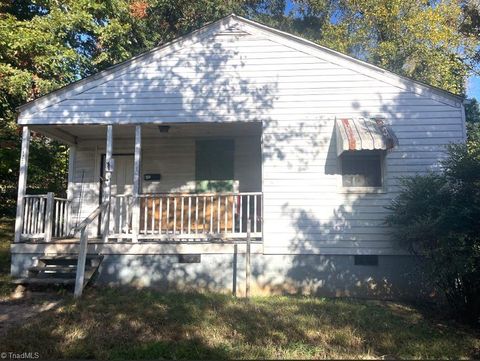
[29,29,452,300]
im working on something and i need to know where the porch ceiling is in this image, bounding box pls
[30,121,262,145]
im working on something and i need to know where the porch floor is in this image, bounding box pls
[11,237,264,259]
[16,237,263,244]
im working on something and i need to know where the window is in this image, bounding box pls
[354,255,379,266]
[195,139,234,181]
[195,140,235,192]
[178,254,201,263]
[341,150,383,188]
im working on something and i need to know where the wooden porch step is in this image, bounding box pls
[28,266,95,275]
[12,277,76,286]
[39,255,103,261]
[13,254,103,289]
[38,255,103,267]
[29,265,76,271]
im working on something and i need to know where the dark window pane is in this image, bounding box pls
[178,254,201,263]
[195,139,234,181]
[341,151,382,187]
[354,255,379,266]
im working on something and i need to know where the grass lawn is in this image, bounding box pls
[0,219,479,360]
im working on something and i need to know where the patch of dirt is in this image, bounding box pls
[0,288,63,334]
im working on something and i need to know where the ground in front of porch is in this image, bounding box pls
[1,219,479,360]
[1,288,479,359]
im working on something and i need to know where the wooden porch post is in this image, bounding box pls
[44,192,54,242]
[14,126,30,243]
[66,144,76,234]
[132,125,142,242]
[245,218,251,298]
[101,125,113,242]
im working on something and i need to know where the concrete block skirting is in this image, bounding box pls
[11,243,430,300]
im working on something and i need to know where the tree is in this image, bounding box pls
[277,0,478,94]
[386,92,479,322]
[386,143,480,324]
[465,98,480,165]
[460,0,480,74]
[0,0,269,216]
[0,1,91,215]
[466,98,480,124]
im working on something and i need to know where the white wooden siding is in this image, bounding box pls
[261,110,461,254]
[20,17,464,255]
[141,136,261,193]
[19,28,461,124]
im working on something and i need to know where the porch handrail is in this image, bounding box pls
[138,191,263,197]
[70,203,104,237]
[74,201,108,298]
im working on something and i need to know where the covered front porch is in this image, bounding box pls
[14,122,263,245]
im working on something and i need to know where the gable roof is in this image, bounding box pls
[17,13,463,118]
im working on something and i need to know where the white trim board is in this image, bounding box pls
[11,242,409,256]
[11,242,264,255]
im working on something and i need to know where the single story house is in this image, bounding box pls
[11,14,466,298]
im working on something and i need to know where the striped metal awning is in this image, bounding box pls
[335,118,398,156]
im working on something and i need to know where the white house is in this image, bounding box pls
[11,15,466,298]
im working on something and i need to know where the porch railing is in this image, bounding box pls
[22,193,71,241]
[110,192,262,240]
[20,192,262,241]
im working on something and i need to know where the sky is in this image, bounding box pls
[468,76,480,100]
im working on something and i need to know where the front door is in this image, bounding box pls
[110,155,134,197]
[100,154,134,235]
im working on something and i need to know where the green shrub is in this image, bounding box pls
[386,142,480,325]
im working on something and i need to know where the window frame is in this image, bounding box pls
[337,150,386,194]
